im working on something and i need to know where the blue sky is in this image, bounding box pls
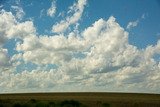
[0,0,160,93]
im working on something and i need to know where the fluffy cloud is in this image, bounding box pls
[0,48,10,67]
[47,0,56,17]
[0,9,35,72]
[0,10,35,40]
[52,0,87,33]
[0,10,15,46]
[8,15,159,93]
[0,1,160,93]
[0,69,70,92]
[7,21,36,39]
[16,33,87,65]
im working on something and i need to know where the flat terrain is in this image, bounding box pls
[0,92,160,107]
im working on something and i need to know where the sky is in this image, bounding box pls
[0,0,160,93]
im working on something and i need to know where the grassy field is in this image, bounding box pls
[0,92,160,107]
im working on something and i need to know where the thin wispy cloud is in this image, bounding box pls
[126,14,146,30]
[11,5,25,20]
[0,5,3,8]
[127,19,139,30]
[52,0,87,33]
[47,0,56,17]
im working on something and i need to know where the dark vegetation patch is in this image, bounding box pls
[60,100,81,107]
[102,103,110,107]
[0,99,159,107]
[0,93,159,107]
[30,99,37,103]
[13,103,21,107]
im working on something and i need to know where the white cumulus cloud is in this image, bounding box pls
[52,0,87,33]
[0,48,10,67]
[0,4,160,93]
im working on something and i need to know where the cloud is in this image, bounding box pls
[127,14,147,30]
[141,13,145,19]
[40,9,45,18]
[11,6,25,20]
[8,15,159,93]
[0,9,36,40]
[0,48,10,67]
[47,0,56,17]
[52,0,87,33]
[7,21,36,39]
[0,5,160,93]
[16,33,87,65]
[126,19,139,30]
[0,10,16,46]
[0,69,70,92]
[0,5,3,8]
[0,9,35,72]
